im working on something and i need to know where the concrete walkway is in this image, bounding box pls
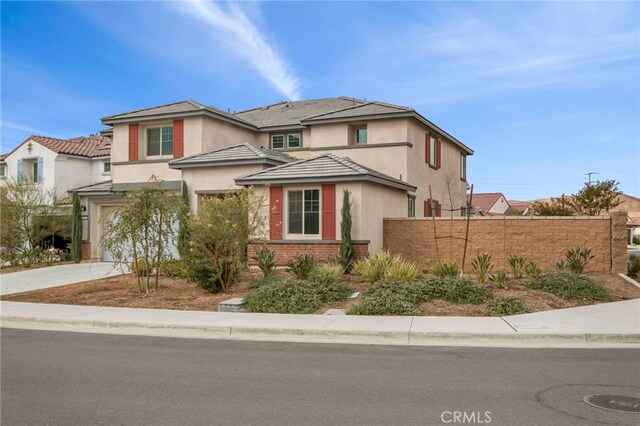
[0,262,122,296]
[1,298,638,348]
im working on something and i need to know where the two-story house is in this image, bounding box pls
[1,135,111,201]
[75,97,472,262]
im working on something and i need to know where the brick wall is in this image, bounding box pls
[383,212,627,273]
[248,241,369,266]
[81,242,92,260]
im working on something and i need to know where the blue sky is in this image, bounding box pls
[1,1,638,200]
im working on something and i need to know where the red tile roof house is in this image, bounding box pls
[470,192,511,216]
[0,135,111,202]
[73,97,473,263]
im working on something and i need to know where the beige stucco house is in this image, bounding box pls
[74,97,473,262]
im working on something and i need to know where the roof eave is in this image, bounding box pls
[235,175,416,192]
[169,158,284,169]
[102,109,257,131]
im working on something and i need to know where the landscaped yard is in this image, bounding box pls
[3,265,638,316]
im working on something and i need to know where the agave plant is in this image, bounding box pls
[489,270,508,289]
[471,253,493,284]
[508,254,526,279]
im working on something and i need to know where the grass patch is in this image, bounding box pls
[486,297,528,316]
[73,283,112,295]
[526,272,610,302]
[244,276,352,314]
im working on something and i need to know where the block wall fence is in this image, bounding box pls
[383,212,627,273]
[247,241,369,266]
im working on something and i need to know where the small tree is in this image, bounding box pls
[569,180,622,216]
[101,178,181,294]
[533,194,573,216]
[177,181,190,258]
[187,187,267,293]
[339,190,354,272]
[71,192,83,263]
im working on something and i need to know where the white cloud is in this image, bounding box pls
[174,0,301,100]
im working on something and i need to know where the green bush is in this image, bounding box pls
[422,277,494,305]
[471,253,493,284]
[554,259,569,273]
[524,262,542,280]
[430,259,459,278]
[352,250,419,282]
[487,297,528,316]
[310,262,345,281]
[287,253,316,280]
[633,236,640,245]
[183,250,223,293]
[252,246,276,279]
[158,258,185,277]
[565,246,594,275]
[628,254,640,279]
[526,272,610,301]
[130,260,152,278]
[244,277,351,314]
[489,270,508,288]
[508,254,526,279]
[348,278,424,316]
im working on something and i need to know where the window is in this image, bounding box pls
[356,127,367,144]
[103,162,111,173]
[271,132,302,150]
[0,163,5,178]
[147,126,173,156]
[408,196,415,218]
[288,189,320,235]
[425,134,441,169]
[424,199,441,218]
[32,162,39,183]
[460,154,467,181]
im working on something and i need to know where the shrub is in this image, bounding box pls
[130,259,152,278]
[508,254,526,279]
[633,235,640,245]
[245,277,351,314]
[158,258,185,277]
[524,262,542,280]
[426,277,494,305]
[352,250,419,282]
[489,270,508,289]
[42,250,58,267]
[526,272,610,301]
[339,190,354,272]
[471,253,493,284]
[310,262,345,281]
[252,246,276,279]
[430,259,459,278]
[487,297,528,316]
[348,278,424,316]
[183,250,222,293]
[554,259,569,273]
[565,246,594,275]
[628,254,640,279]
[287,253,316,280]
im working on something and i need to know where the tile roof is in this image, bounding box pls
[470,193,506,214]
[169,143,294,169]
[69,180,112,194]
[301,102,413,122]
[235,153,416,191]
[2,135,111,160]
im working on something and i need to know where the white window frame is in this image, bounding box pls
[460,154,467,181]
[428,135,437,168]
[408,196,416,218]
[146,125,173,157]
[271,132,302,150]
[285,187,321,238]
[103,161,111,174]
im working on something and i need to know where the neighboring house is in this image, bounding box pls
[506,201,533,216]
[470,192,510,216]
[75,97,473,262]
[0,135,112,202]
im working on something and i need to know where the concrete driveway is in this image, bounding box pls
[0,262,123,296]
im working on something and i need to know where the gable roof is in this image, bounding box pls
[235,153,416,192]
[169,143,294,169]
[101,100,256,129]
[2,135,111,160]
[471,193,507,214]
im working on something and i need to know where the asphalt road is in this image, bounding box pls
[1,329,639,426]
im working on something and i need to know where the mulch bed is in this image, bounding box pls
[2,270,638,316]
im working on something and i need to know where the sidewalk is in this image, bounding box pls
[2,298,638,348]
[0,262,123,296]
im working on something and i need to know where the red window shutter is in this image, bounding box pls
[269,186,283,240]
[437,202,442,217]
[173,119,184,158]
[128,124,139,161]
[321,184,336,240]
[424,200,431,217]
[436,139,442,169]
[425,134,430,164]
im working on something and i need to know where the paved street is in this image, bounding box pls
[2,329,639,426]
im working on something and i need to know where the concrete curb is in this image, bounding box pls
[3,315,639,347]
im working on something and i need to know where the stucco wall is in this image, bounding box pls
[112,162,181,184]
[383,212,628,273]
[2,139,58,201]
[91,158,110,183]
[201,116,257,152]
[53,156,94,199]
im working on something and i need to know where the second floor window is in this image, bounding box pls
[408,196,415,218]
[0,163,5,178]
[271,132,302,150]
[426,134,441,169]
[103,161,111,173]
[355,127,367,144]
[460,154,467,181]
[147,126,173,156]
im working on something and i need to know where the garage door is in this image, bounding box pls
[101,206,179,262]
